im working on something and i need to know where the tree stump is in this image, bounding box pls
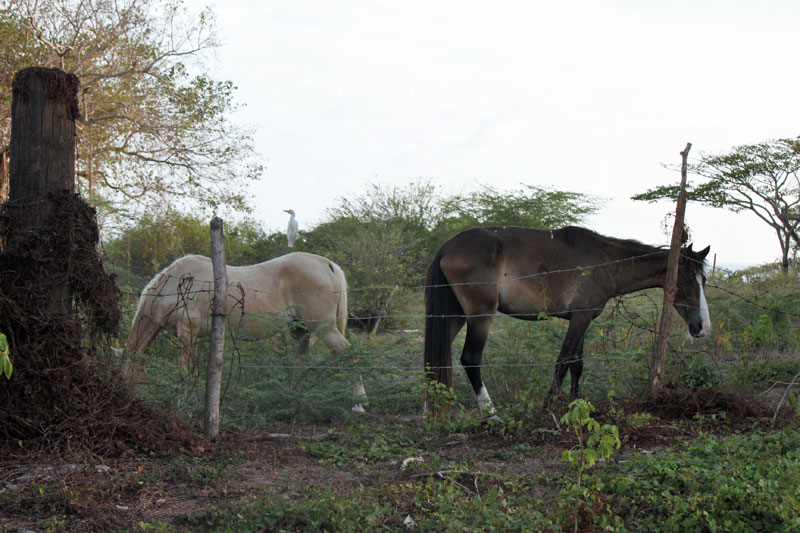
[8,66,79,232]
[7,67,80,314]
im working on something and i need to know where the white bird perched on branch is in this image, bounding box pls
[284,209,298,247]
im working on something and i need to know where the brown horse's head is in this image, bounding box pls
[674,244,711,337]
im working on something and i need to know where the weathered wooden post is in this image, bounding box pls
[204,217,227,439]
[651,142,691,395]
[7,66,79,313]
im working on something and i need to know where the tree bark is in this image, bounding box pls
[204,217,227,439]
[8,67,79,230]
[651,142,691,396]
[7,67,79,314]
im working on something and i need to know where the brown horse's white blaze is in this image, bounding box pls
[126,252,367,412]
[697,273,711,336]
[424,226,711,418]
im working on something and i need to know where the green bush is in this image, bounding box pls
[680,355,721,388]
[743,314,777,349]
[608,429,800,531]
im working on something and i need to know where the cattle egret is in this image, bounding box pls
[284,209,298,247]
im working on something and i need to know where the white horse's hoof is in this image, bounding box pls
[352,404,366,414]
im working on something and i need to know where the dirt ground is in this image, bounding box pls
[0,390,780,532]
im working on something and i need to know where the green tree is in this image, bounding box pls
[305,180,437,332]
[632,137,800,273]
[104,212,282,279]
[0,0,261,220]
[434,184,601,244]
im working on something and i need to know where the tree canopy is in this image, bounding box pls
[632,137,800,272]
[104,212,283,283]
[439,184,600,231]
[304,180,437,331]
[0,0,261,222]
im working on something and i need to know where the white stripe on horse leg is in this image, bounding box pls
[697,273,711,336]
[351,375,367,400]
[477,384,496,416]
[351,375,367,413]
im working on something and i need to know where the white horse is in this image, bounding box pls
[124,252,367,412]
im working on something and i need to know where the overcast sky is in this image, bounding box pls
[193,0,800,268]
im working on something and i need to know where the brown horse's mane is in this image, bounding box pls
[553,226,706,273]
[553,226,664,256]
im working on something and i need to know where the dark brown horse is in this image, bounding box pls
[423,226,710,417]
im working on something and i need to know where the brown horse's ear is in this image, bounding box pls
[697,245,710,261]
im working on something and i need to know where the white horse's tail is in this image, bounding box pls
[332,261,348,336]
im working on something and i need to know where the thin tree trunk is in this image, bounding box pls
[651,142,691,396]
[782,233,790,274]
[370,284,399,335]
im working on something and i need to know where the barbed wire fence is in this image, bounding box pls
[102,250,800,431]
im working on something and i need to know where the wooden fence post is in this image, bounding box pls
[651,142,691,395]
[204,217,227,439]
[7,67,79,313]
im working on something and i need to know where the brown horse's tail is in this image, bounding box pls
[424,253,461,390]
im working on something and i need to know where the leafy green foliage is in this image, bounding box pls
[435,184,601,242]
[305,180,438,331]
[680,355,721,388]
[555,399,622,532]
[0,331,11,379]
[169,424,800,533]
[743,313,777,349]
[299,422,423,467]
[103,212,284,279]
[181,480,561,532]
[560,399,621,480]
[609,429,800,531]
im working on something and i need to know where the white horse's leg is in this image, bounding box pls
[318,327,367,414]
[176,319,195,371]
[290,320,311,355]
[351,375,367,414]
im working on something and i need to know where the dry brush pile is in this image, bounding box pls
[0,191,202,457]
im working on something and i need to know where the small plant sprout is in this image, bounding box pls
[0,333,11,379]
[560,399,620,488]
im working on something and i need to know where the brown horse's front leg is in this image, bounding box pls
[460,316,497,418]
[543,315,591,407]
